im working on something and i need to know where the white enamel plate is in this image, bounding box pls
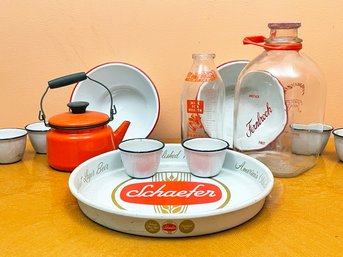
[69,144,274,237]
[234,71,287,151]
[71,62,160,140]
[218,60,249,147]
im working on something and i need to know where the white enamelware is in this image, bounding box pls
[25,122,50,154]
[291,123,333,155]
[0,128,27,164]
[332,128,343,161]
[118,138,165,178]
[218,60,249,147]
[69,143,274,237]
[234,71,287,151]
[70,62,160,140]
[182,138,229,177]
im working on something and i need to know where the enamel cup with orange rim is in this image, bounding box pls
[39,72,130,172]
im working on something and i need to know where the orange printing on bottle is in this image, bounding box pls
[186,100,204,135]
[187,100,204,114]
[185,71,217,82]
[188,114,204,132]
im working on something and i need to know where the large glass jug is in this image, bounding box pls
[233,23,326,177]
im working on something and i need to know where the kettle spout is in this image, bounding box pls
[113,120,131,148]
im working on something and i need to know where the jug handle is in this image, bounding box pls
[243,36,302,50]
[243,36,267,46]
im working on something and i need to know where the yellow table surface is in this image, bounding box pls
[0,139,342,257]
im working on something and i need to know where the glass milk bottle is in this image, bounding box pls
[181,53,225,141]
[234,23,326,177]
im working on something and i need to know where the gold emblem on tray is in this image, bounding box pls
[179,220,195,234]
[145,220,160,234]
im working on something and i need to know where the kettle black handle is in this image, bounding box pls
[39,72,116,126]
[48,72,87,89]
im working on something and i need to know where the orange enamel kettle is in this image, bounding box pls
[39,72,130,172]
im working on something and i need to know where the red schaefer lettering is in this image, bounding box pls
[246,102,272,138]
[120,181,222,205]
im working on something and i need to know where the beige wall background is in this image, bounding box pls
[1,0,342,139]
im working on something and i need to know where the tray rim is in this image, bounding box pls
[69,144,274,220]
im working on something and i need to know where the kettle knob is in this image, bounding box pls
[67,101,89,114]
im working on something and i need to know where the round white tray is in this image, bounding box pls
[69,144,274,237]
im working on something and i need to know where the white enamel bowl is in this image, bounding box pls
[118,138,165,178]
[234,71,287,151]
[182,138,229,177]
[71,62,160,140]
[0,128,27,164]
[291,123,333,155]
[218,60,249,147]
[25,122,51,154]
[332,128,343,161]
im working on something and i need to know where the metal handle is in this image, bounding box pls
[39,72,116,126]
[48,72,87,89]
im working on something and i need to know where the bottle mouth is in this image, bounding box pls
[268,22,301,29]
[265,22,303,46]
[192,53,216,59]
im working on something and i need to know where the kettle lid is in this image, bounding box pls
[48,101,110,129]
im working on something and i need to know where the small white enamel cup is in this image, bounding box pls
[0,128,27,164]
[118,138,165,178]
[182,138,229,177]
[25,122,50,154]
[291,123,333,155]
[332,128,343,161]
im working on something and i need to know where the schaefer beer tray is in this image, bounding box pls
[69,144,274,237]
